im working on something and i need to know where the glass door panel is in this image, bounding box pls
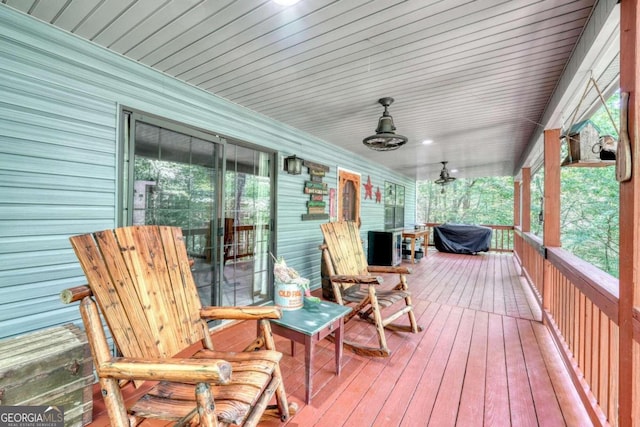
[127,114,222,306]
[223,144,273,306]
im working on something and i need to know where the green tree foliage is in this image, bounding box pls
[561,166,619,277]
[590,90,620,137]
[559,90,620,277]
[416,91,620,278]
[134,157,215,230]
[417,176,514,225]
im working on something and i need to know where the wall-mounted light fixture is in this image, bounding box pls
[284,155,303,175]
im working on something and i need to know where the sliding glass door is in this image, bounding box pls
[122,111,274,308]
[223,144,274,306]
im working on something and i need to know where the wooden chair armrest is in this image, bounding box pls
[200,306,282,320]
[330,274,383,285]
[367,265,412,275]
[60,285,93,304]
[97,357,232,384]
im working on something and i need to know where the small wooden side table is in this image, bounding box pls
[402,228,430,263]
[269,300,352,404]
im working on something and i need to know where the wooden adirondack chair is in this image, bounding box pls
[319,221,422,357]
[62,225,296,427]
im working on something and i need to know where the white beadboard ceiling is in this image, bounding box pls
[4,0,620,180]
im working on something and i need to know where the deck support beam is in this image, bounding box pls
[513,180,521,228]
[542,129,561,314]
[521,168,531,233]
[543,129,561,248]
[619,0,640,425]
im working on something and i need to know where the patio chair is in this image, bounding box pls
[319,221,422,357]
[62,225,295,427]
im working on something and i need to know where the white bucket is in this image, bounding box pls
[274,281,303,311]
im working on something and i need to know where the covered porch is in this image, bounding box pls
[1,0,639,425]
[87,247,591,426]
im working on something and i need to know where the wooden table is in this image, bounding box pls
[401,229,430,263]
[270,300,351,404]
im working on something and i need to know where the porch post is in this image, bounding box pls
[513,180,521,227]
[542,129,561,314]
[543,128,561,247]
[521,167,531,233]
[619,0,640,425]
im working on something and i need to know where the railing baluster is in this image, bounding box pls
[515,230,621,425]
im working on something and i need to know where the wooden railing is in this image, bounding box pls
[182,223,268,263]
[224,224,268,263]
[513,231,544,304]
[182,226,210,258]
[514,228,628,426]
[424,223,515,252]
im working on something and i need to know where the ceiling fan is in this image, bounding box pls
[434,161,456,186]
[362,97,408,151]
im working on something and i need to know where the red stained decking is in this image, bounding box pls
[88,251,591,426]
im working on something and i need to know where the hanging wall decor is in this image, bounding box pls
[329,188,337,220]
[617,92,632,182]
[302,160,330,220]
[562,76,620,168]
[375,186,382,203]
[363,175,374,199]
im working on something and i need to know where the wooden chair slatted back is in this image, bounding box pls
[69,225,205,360]
[320,221,369,281]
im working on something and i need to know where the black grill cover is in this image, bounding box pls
[433,223,492,254]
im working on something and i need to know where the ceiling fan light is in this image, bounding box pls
[435,161,456,186]
[363,97,408,151]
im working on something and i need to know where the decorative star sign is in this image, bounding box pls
[375,186,382,203]
[363,175,373,199]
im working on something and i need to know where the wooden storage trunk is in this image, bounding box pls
[0,324,94,426]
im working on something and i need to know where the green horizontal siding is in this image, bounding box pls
[0,7,118,338]
[0,4,416,339]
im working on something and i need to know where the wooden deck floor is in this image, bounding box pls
[89,251,591,426]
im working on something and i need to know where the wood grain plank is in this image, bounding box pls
[344,300,440,426]
[503,316,538,427]
[159,226,205,347]
[530,320,593,427]
[480,254,496,313]
[118,226,182,357]
[444,255,474,307]
[367,299,451,427]
[597,314,610,420]
[504,253,523,318]
[399,306,464,426]
[608,323,620,427]
[456,254,483,308]
[429,308,476,426]
[584,298,593,389]
[516,318,565,426]
[73,231,156,359]
[493,254,507,316]
[484,313,511,427]
[590,305,600,403]
[84,251,594,427]
[578,292,586,378]
[298,299,430,426]
[456,310,489,426]
[469,253,489,311]
[418,253,459,302]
